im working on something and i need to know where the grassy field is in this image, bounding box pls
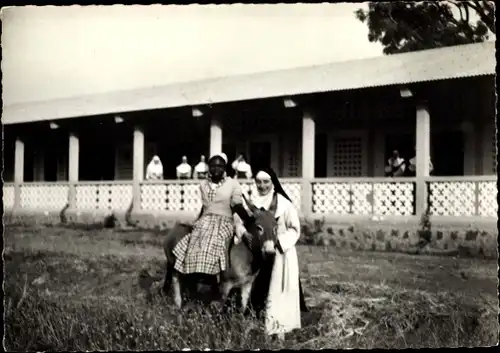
[4,225,499,350]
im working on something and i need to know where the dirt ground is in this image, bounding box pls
[3,225,499,350]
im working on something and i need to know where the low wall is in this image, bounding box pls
[3,208,498,259]
[301,218,498,259]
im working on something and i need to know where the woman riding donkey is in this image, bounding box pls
[234,167,309,341]
[172,153,252,299]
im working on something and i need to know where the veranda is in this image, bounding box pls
[2,42,497,223]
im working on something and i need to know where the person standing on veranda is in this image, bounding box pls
[234,167,308,340]
[145,155,164,180]
[231,153,253,180]
[176,156,192,179]
[193,155,209,180]
[385,150,406,177]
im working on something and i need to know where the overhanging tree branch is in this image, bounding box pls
[467,1,495,33]
[355,1,493,54]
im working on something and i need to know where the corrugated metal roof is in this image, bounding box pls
[2,41,495,125]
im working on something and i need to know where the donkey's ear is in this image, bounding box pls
[275,216,280,222]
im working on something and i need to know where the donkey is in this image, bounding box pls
[162,193,280,313]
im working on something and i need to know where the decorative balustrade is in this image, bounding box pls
[312,178,415,216]
[140,180,202,211]
[3,184,15,210]
[19,182,70,210]
[427,176,497,217]
[140,179,303,212]
[75,182,133,211]
[2,176,497,219]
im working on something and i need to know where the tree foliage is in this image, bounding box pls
[355,1,495,54]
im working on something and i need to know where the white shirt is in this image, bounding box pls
[385,157,405,176]
[194,162,208,173]
[176,163,192,178]
[231,160,252,179]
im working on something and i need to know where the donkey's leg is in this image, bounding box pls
[240,280,254,314]
[220,281,233,302]
[172,272,183,309]
[219,281,235,314]
[162,264,173,296]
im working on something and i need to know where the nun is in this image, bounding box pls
[176,156,192,179]
[193,155,209,180]
[234,167,308,340]
[145,155,164,180]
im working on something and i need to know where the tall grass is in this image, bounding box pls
[4,226,499,350]
[5,280,497,351]
[5,290,281,351]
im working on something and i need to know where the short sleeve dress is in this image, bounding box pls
[172,176,243,275]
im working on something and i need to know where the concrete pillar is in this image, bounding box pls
[132,126,145,211]
[301,110,315,216]
[68,133,79,208]
[210,115,223,157]
[13,137,24,210]
[415,102,431,217]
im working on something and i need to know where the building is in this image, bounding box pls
[2,41,497,224]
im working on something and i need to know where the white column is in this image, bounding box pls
[132,126,145,211]
[68,133,79,208]
[69,133,79,182]
[133,127,145,182]
[210,116,222,157]
[415,102,431,217]
[14,137,24,209]
[301,110,315,216]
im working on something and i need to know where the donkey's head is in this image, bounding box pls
[242,193,280,256]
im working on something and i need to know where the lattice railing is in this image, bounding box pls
[3,184,15,210]
[140,178,303,212]
[141,181,202,211]
[75,183,133,211]
[20,183,69,210]
[428,177,497,217]
[312,178,415,216]
[7,177,497,219]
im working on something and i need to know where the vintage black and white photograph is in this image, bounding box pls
[2,2,498,350]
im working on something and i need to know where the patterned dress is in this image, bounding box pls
[172,177,243,275]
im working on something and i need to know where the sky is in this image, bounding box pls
[1,4,384,105]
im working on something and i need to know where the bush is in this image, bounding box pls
[300,218,326,245]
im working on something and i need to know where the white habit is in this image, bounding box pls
[235,192,301,335]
